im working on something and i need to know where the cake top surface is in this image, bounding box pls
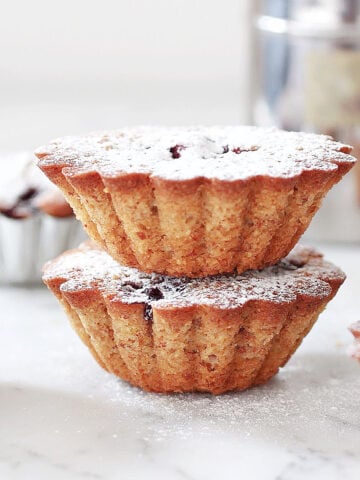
[35,126,356,182]
[43,242,345,311]
[0,152,72,219]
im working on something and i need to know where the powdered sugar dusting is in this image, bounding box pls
[36,126,356,182]
[97,352,360,447]
[43,243,345,309]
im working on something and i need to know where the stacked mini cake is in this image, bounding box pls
[36,126,356,394]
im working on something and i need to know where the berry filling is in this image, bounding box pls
[143,286,164,321]
[0,187,39,219]
[144,286,164,301]
[169,144,186,159]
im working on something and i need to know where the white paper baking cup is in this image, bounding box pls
[0,214,86,285]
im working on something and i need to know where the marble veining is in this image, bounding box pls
[1,244,360,480]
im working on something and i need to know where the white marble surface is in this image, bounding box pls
[1,244,360,480]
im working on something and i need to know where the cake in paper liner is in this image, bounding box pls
[43,242,345,394]
[0,152,85,284]
[35,126,356,277]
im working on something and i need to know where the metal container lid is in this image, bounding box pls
[257,0,360,39]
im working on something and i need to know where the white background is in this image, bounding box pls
[0,0,253,150]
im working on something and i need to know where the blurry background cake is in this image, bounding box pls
[349,321,360,361]
[0,152,85,284]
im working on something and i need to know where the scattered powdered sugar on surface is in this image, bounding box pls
[95,352,360,446]
[36,126,356,182]
[43,243,345,309]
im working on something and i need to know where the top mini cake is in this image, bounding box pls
[35,126,356,277]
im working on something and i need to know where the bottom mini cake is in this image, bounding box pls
[43,243,345,394]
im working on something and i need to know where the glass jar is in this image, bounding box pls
[255,0,360,242]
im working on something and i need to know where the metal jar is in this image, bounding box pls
[255,0,360,242]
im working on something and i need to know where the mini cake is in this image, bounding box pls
[349,321,360,362]
[43,242,345,394]
[0,152,85,284]
[35,127,356,277]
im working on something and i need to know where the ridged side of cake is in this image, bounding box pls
[35,126,356,277]
[43,243,345,394]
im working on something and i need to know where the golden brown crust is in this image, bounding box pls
[43,243,345,394]
[35,126,356,277]
[37,164,354,276]
[39,163,105,247]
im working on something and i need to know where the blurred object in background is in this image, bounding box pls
[0,152,85,285]
[0,0,253,150]
[349,321,360,361]
[255,0,360,242]
[0,0,254,281]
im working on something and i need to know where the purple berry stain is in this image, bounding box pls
[169,144,186,159]
[232,147,242,154]
[145,286,164,301]
[143,286,164,321]
[0,187,39,220]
